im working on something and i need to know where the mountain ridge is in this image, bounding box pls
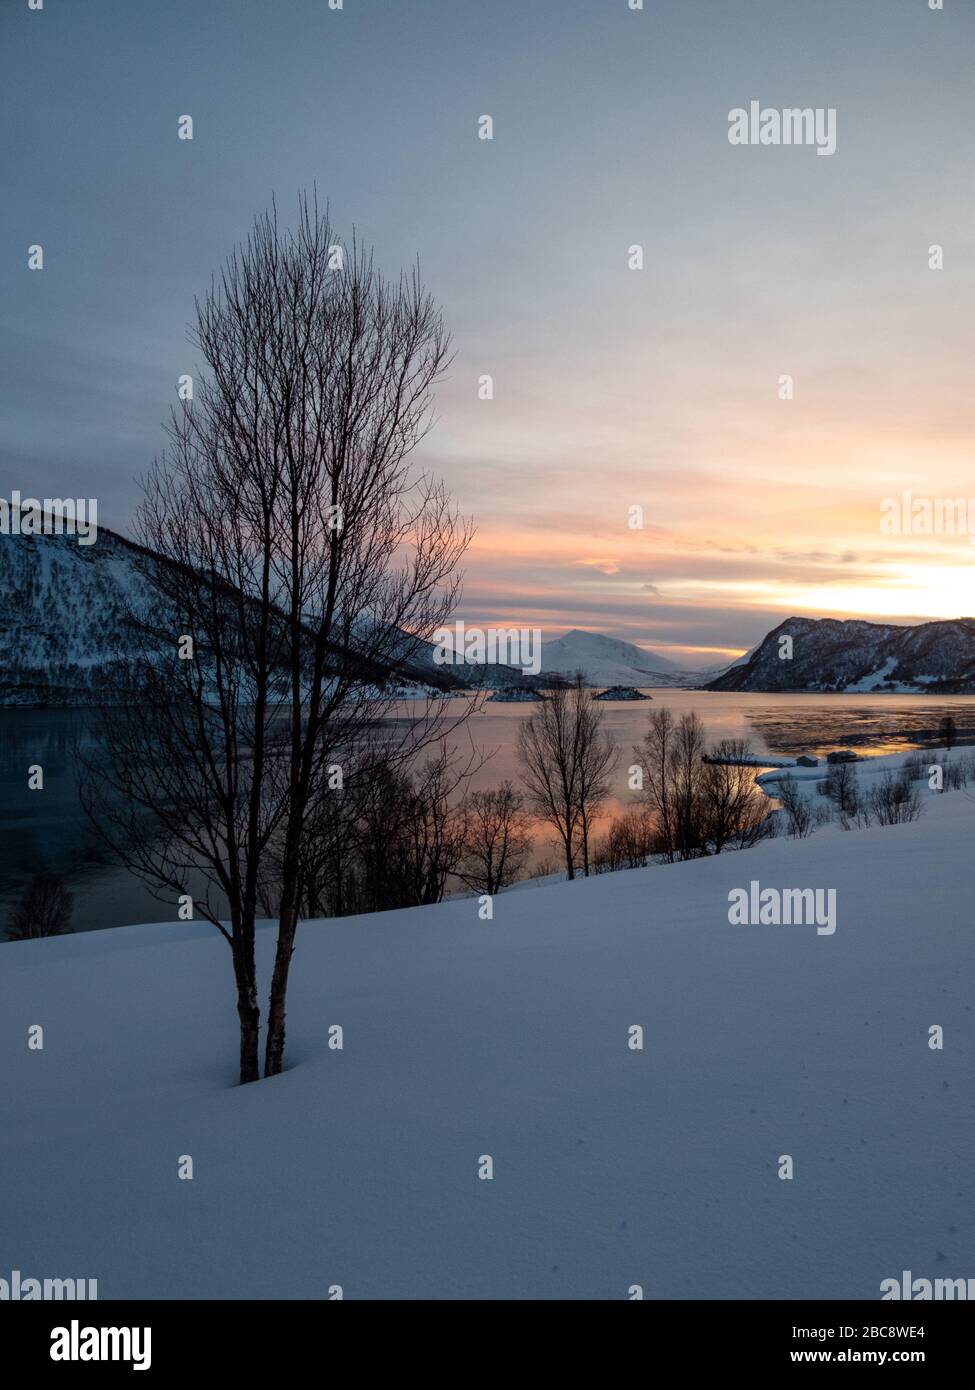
[705,615,975,693]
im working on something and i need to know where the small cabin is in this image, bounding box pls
[826,749,857,764]
[796,754,819,767]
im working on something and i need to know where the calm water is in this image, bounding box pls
[3,691,974,935]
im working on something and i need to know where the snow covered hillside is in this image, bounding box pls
[540,629,700,688]
[707,616,975,694]
[3,789,972,1299]
[0,528,160,704]
[1,529,469,705]
[0,529,472,704]
[758,746,965,792]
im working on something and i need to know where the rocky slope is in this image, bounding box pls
[706,616,975,694]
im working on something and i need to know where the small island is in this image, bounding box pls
[593,686,652,702]
[487,685,547,702]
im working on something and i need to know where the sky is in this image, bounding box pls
[3,0,974,668]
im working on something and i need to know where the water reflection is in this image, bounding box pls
[3,691,974,934]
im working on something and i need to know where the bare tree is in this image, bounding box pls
[574,684,620,876]
[387,749,473,906]
[593,805,657,871]
[458,782,532,895]
[635,709,707,861]
[940,714,957,750]
[82,194,471,1083]
[254,748,367,920]
[517,684,617,878]
[776,774,813,838]
[837,801,874,832]
[903,751,928,782]
[821,760,859,817]
[7,873,74,941]
[699,740,776,853]
[869,770,925,825]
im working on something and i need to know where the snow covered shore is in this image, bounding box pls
[2,780,973,1299]
[757,744,972,798]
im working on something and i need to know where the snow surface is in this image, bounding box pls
[3,782,973,1299]
[757,745,965,794]
[842,658,900,693]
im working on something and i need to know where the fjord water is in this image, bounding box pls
[3,691,975,936]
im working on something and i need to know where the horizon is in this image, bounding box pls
[3,496,975,672]
[4,0,974,665]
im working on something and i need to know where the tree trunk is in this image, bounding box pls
[264,878,300,1077]
[232,933,261,1085]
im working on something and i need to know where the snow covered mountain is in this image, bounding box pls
[0,527,161,704]
[540,629,698,688]
[0,529,537,705]
[0,529,452,704]
[706,616,975,693]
